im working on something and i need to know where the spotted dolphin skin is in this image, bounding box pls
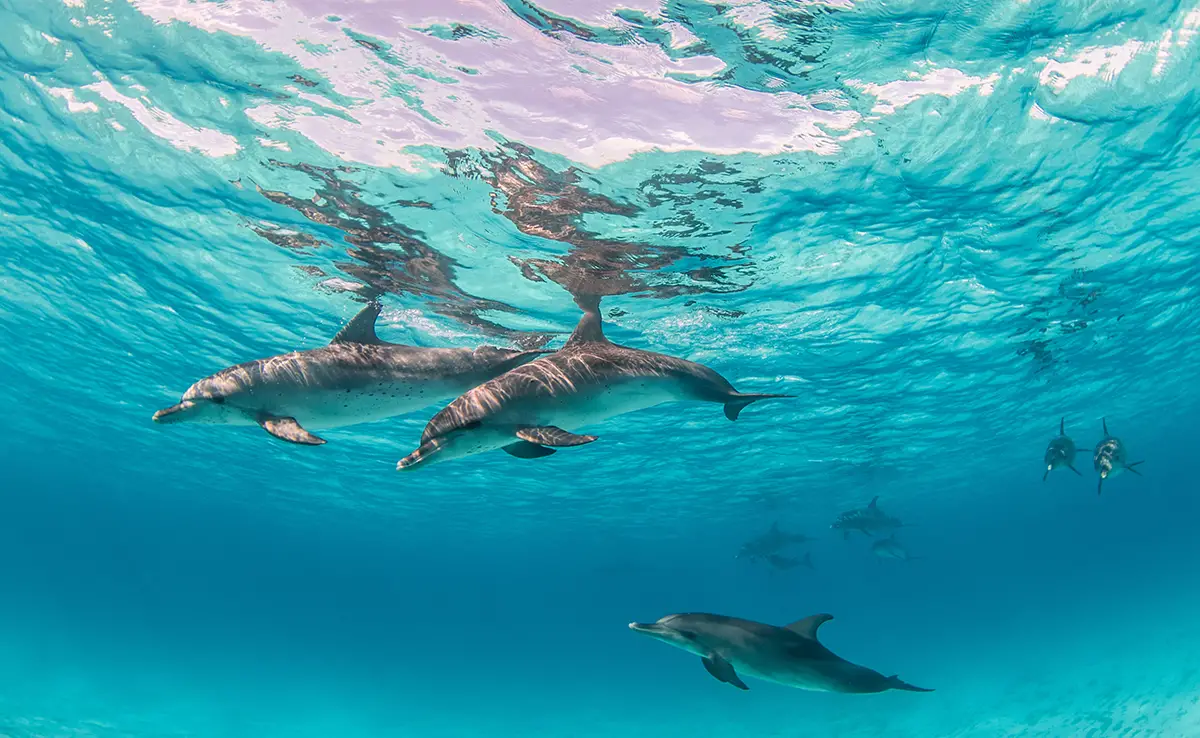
[629,612,932,694]
[1093,418,1144,495]
[153,302,547,445]
[831,496,906,539]
[396,297,791,470]
[1044,417,1082,481]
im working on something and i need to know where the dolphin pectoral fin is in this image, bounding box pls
[257,415,326,445]
[502,441,557,459]
[331,300,384,345]
[1069,464,1082,476]
[784,613,833,640]
[887,675,934,693]
[723,392,793,421]
[701,655,749,691]
[1127,461,1145,476]
[515,426,598,447]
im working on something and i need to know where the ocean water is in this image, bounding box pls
[3,0,1200,735]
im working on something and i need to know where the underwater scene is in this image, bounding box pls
[3,0,1200,735]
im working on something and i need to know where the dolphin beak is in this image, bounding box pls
[152,401,195,423]
[397,441,441,471]
[628,622,660,634]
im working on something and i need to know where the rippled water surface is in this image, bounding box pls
[3,0,1200,735]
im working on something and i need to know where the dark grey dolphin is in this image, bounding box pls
[830,496,907,539]
[737,522,812,562]
[396,297,791,470]
[1044,417,1082,481]
[1093,418,1143,495]
[153,302,546,445]
[629,612,932,694]
[766,552,814,571]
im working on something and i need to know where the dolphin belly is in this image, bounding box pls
[509,376,689,431]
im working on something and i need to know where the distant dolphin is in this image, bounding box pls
[831,496,907,539]
[871,535,921,562]
[629,612,932,694]
[396,297,791,470]
[1093,418,1143,495]
[1044,417,1082,481]
[153,302,547,445]
[766,552,814,571]
[737,522,812,561]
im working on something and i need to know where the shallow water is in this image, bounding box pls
[2,0,1200,735]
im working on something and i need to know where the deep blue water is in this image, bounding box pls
[3,0,1200,735]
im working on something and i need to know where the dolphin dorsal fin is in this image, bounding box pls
[868,496,878,509]
[1060,417,1065,435]
[564,295,607,347]
[785,614,833,640]
[1102,417,1108,436]
[331,301,384,345]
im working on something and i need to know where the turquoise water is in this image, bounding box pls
[3,0,1200,734]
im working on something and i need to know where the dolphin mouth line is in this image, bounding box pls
[152,401,195,423]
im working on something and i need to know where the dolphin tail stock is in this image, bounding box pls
[887,675,934,693]
[723,392,793,421]
[1127,461,1145,476]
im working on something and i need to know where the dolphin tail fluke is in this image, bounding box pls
[887,675,934,693]
[1069,464,1082,477]
[724,393,793,421]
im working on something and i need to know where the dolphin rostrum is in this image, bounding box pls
[1093,418,1144,495]
[831,496,907,539]
[396,297,791,470]
[871,535,921,562]
[153,301,547,445]
[1044,417,1082,481]
[629,612,932,694]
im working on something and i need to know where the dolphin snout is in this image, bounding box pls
[628,622,658,633]
[152,401,195,424]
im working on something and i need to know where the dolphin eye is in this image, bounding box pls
[211,396,226,405]
[680,631,697,641]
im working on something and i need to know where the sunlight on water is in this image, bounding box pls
[2,0,1200,735]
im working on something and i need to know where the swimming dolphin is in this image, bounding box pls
[629,612,931,694]
[1093,418,1143,495]
[153,301,547,445]
[766,552,814,571]
[831,497,906,539]
[1044,417,1082,481]
[737,522,812,561]
[871,535,921,562]
[396,296,791,470]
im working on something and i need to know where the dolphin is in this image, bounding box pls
[1093,418,1144,495]
[1044,417,1082,481]
[629,612,932,694]
[831,496,907,540]
[766,552,814,571]
[737,522,812,561]
[152,301,547,445]
[396,297,791,470]
[871,535,921,562]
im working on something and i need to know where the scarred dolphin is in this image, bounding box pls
[396,297,790,470]
[1044,417,1082,481]
[1093,418,1144,495]
[629,612,932,694]
[152,301,546,445]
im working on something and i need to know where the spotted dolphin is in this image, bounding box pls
[1093,418,1143,495]
[1044,417,1082,481]
[737,522,812,562]
[629,612,932,694]
[153,301,547,445]
[831,496,907,539]
[396,297,791,470]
